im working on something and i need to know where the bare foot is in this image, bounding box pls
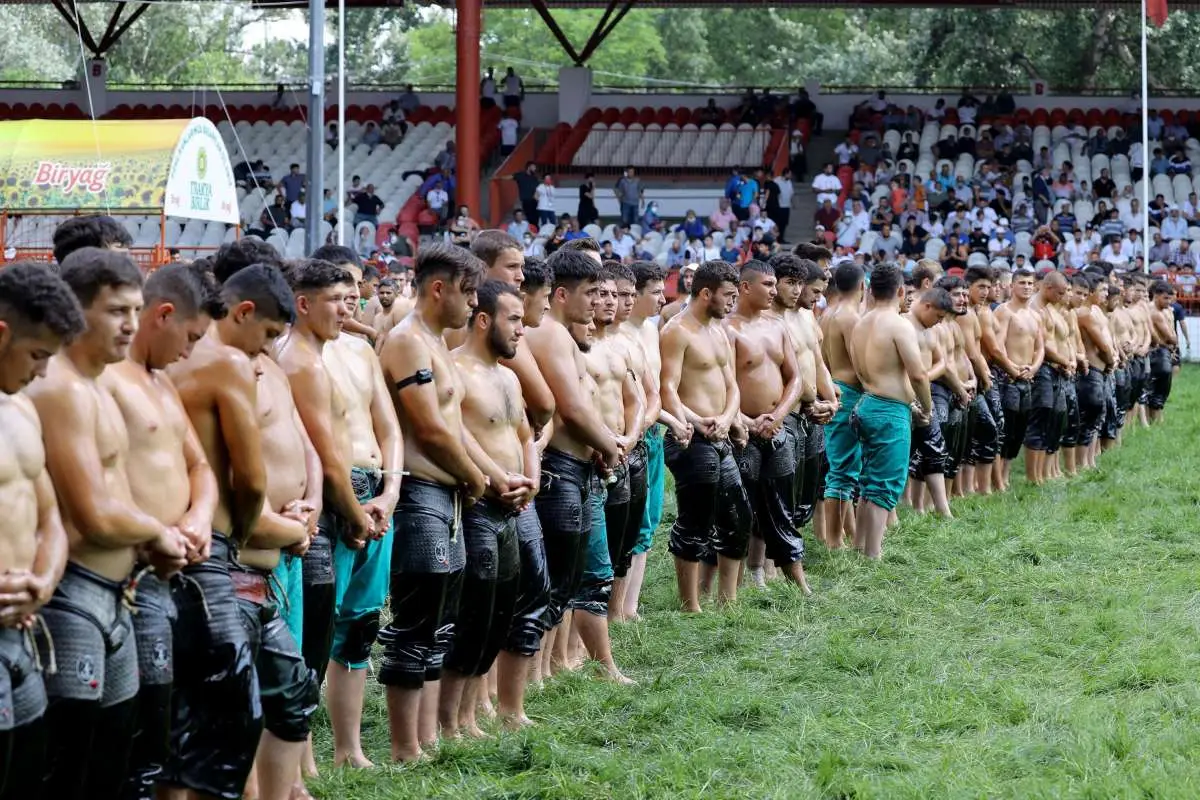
[501,712,536,731]
[797,577,813,596]
[477,698,496,720]
[681,603,702,614]
[334,751,375,769]
[602,665,636,685]
[290,783,315,800]
[391,745,427,763]
[462,723,491,739]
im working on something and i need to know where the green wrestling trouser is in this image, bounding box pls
[331,466,396,670]
[569,477,612,617]
[272,554,305,649]
[632,424,665,555]
[850,392,913,512]
[823,380,863,502]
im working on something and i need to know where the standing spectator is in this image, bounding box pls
[352,184,385,226]
[790,87,823,134]
[280,163,305,203]
[767,168,794,242]
[514,161,539,226]
[731,168,758,223]
[325,123,340,150]
[812,163,841,206]
[480,67,497,109]
[426,180,450,223]
[641,200,663,232]
[498,114,519,157]
[435,141,457,175]
[522,231,544,258]
[398,84,420,113]
[1063,230,1090,268]
[507,209,531,240]
[502,67,524,109]
[789,130,808,180]
[614,166,643,228]
[290,190,308,230]
[834,135,858,167]
[535,174,557,225]
[322,188,338,225]
[577,174,599,228]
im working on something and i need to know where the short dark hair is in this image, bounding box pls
[1013,268,1036,280]
[214,238,283,284]
[1151,280,1173,297]
[691,260,739,298]
[964,266,993,286]
[414,243,486,292]
[521,257,553,293]
[143,263,207,318]
[934,275,966,292]
[868,262,903,300]
[559,237,601,255]
[362,265,380,282]
[470,230,523,267]
[287,259,354,293]
[547,248,601,290]
[833,262,865,293]
[190,262,228,319]
[52,215,132,264]
[1069,274,1091,290]
[602,262,635,286]
[921,287,955,313]
[310,244,361,268]
[739,260,774,282]
[222,264,296,324]
[792,241,833,263]
[378,278,397,290]
[471,279,522,324]
[797,258,825,284]
[629,260,666,291]
[0,262,86,341]
[912,262,941,287]
[767,253,805,281]
[59,248,145,308]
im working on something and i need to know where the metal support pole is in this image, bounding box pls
[337,0,345,245]
[305,0,325,255]
[455,0,481,219]
[1141,0,1151,272]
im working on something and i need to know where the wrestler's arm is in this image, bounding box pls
[28,379,167,548]
[991,306,1021,376]
[212,356,268,544]
[961,316,991,388]
[1039,310,1067,367]
[896,323,932,415]
[927,335,948,382]
[21,399,68,615]
[658,323,698,427]
[773,325,804,422]
[178,413,218,559]
[297,408,323,536]
[367,354,404,521]
[715,328,742,435]
[527,327,617,458]
[501,341,555,432]
[935,329,970,397]
[618,368,645,452]
[341,317,377,344]
[1030,322,1046,372]
[640,354,665,433]
[1080,313,1116,366]
[518,397,541,491]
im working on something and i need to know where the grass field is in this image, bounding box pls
[310,368,1200,799]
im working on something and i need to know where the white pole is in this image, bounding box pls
[1141,0,1151,272]
[337,0,346,245]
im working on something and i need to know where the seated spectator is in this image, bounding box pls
[1128,229,1145,262]
[642,201,663,232]
[834,136,859,167]
[807,162,839,206]
[352,184,385,226]
[1100,235,1131,266]
[719,236,741,262]
[1051,172,1075,201]
[346,174,362,202]
[858,134,882,167]
[322,188,338,224]
[1162,206,1189,241]
[1093,168,1116,200]
[710,198,738,234]
[1052,203,1077,235]
[562,216,586,240]
[436,141,457,174]
[814,198,840,232]
[1031,226,1061,261]
[1099,208,1125,242]
[677,210,707,240]
[1169,151,1192,176]
[507,209,531,240]
[398,84,420,113]
[967,223,990,254]
[387,229,414,258]
[895,133,919,164]
[975,133,996,161]
[1148,231,1170,263]
[900,217,928,257]
[290,190,307,230]
[752,209,777,236]
[600,240,617,261]
[928,98,947,122]
[853,165,876,190]
[448,205,480,245]
[325,123,340,149]
[1175,264,1198,293]
[522,232,545,258]
[361,121,382,149]
[1063,229,1090,269]
[1149,194,1168,225]
[989,221,1014,259]
[635,236,656,262]
[835,213,864,251]
[664,236,688,268]
[426,181,450,222]
[382,118,405,147]
[876,161,895,188]
[611,224,636,260]
[870,205,896,232]
[874,223,902,259]
[254,193,290,237]
[697,98,723,127]
[1184,192,1200,222]
[1150,148,1170,177]
[934,132,959,160]
[699,234,721,262]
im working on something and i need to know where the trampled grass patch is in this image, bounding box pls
[310,368,1200,799]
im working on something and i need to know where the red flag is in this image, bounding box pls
[1148,0,1168,27]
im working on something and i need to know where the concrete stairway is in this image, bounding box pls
[782,131,841,246]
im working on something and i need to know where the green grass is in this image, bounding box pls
[310,368,1200,799]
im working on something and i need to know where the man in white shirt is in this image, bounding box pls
[502,67,523,108]
[849,200,871,234]
[835,214,864,250]
[290,190,307,229]
[833,137,858,166]
[611,224,636,259]
[507,209,531,240]
[1125,229,1144,260]
[498,117,520,156]
[812,163,842,206]
[1161,207,1189,242]
[751,210,777,236]
[988,224,1013,259]
[481,67,497,106]
[1063,230,1090,268]
[427,183,450,222]
[1100,237,1131,265]
[534,175,556,225]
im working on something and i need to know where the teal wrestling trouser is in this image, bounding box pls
[632,424,665,555]
[824,380,863,502]
[569,477,612,617]
[331,466,396,670]
[272,554,305,649]
[851,393,913,512]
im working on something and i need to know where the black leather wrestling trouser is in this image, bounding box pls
[39,562,139,800]
[966,389,1001,466]
[607,441,648,579]
[1146,346,1174,410]
[0,625,48,800]
[1102,367,1127,441]
[444,499,520,678]
[503,504,551,657]
[1025,364,1068,453]
[785,411,826,528]
[736,427,805,566]
[932,383,968,478]
[378,478,465,689]
[302,517,336,689]
[160,534,262,800]
[1127,353,1149,409]
[230,567,318,744]
[909,409,949,479]
[997,371,1032,461]
[664,431,752,566]
[534,449,593,630]
[1059,373,1082,449]
[1076,368,1108,448]
[122,568,176,800]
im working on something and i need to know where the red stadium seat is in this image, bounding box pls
[1160,109,1175,125]
[601,107,621,126]
[672,106,691,126]
[1030,108,1048,126]
[1015,108,1032,124]
[1102,108,1122,127]
[654,106,673,126]
[1084,108,1103,127]
[579,107,602,126]
[637,106,655,126]
[1048,108,1067,126]
[618,107,638,126]
[1066,108,1084,125]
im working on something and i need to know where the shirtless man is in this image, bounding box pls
[848,263,931,559]
[957,269,997,496]
[904,287,956,518]
[1103,284,1133,449]
[619,262,674,620]
[1059,275,1092,476]
[1146,281,1178,423]
[725,261,809,591]
[659,260,751,610]
[310,247,379,345]
[371,279,413,349]
[320,275,403,769]
[440,281,533,736]
[929,277,974,498]
[569,266,640,681]
[818,262,864,549]
[1025,272,1072,485]
[971,267,1007,495]
[167,263,319,800]
[51,213,133,264]
[26,250,188,800]
[993,269,1044,489]
[0,264,83,799]
[377,244,487,762]
[1076,274,1117,469]
[658,263,696,328]
[1128,278,1155,427]
[777,256,837,543]
[525,250,621,669]
[102,264,218,800]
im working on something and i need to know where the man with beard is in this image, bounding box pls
[101,264,218,800]
[849,263,932,559]
[0,264,83,800]
[660,260,751,610]
[1025,271,1072,485]
[440,281,533,736]
[930,276,974,498]
[168,263,318,800]
[818,261,864,548]
[569,267,640,683]
[371,279,413,348]
[524,249,620,674]
[725,261,809,592]
[993,269,1043,489]
[27,250,188,800]
[904,286,955,518]
[956,268,998,496]
[1146,281,1178,423]
[377,245,487,762]
[658,263,696,327]
[1076,275,1118,469]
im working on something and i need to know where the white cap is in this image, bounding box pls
[681,263,698,273]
